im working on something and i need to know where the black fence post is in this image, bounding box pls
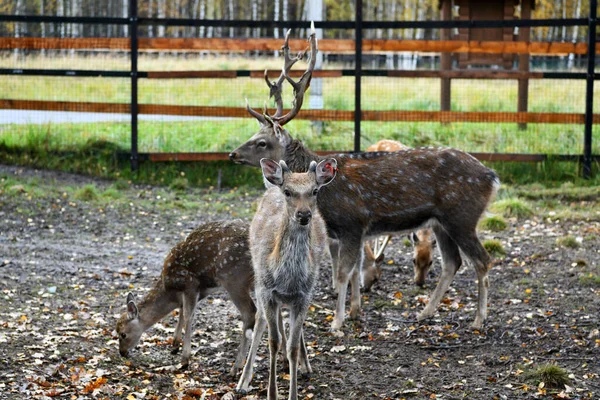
[354,0,362,153]
[129,0,139,171]
[583,0,597,179]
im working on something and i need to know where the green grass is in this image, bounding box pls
[490,197,534,219]
[556,236,580,249]
[483,239,506,258]
[524,364,570,389]
[478,215,508,232]
[579,273,600,287]
[74,184,100,201]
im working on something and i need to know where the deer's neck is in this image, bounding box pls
[137,279,179,329]
[273,219,312,279]
[284,139,321,172]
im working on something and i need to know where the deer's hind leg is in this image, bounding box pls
[417,224,462,322]
[451,230,491,329]
[331,237,363,330]
[224,282,257,377]
[236,305,267,393]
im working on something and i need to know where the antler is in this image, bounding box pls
[246,22,318,127]
[273,21,318,126]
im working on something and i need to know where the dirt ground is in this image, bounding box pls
[1,164,599,400]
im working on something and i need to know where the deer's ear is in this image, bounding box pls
[260,158,284,187]
[127,301,139,321]
[315,158,337,187]
[376,253,385,264]
[410,232,419,244]
[126,292,135,304]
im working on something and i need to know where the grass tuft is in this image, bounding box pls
[556,235,579,249]
[483,239,506,258]
[169,177,189,191]
[490,197,534,219]
[524,364,570,389]
[478,215,508,232]
[74,184,99,202]
[579,273,600,287]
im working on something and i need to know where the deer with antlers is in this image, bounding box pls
[229,25,500,330]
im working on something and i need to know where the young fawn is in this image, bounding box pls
[236,158,336,400]
[229,27,500,330]
[362,139,439,290]
[115,220,256,375]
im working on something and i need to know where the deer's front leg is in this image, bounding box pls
[181,293,199,367]
[265,302,281,400]
[287,303,309,400]
[331,238,362,331]
[171,307,184,354]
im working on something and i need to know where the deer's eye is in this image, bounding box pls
[257,141,267,148]
[312,188,319,196]
[283,190,291,198]
[120,333,127,339]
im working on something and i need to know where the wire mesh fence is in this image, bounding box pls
[1,1,599,177]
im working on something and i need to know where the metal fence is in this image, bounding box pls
[0,0,599,178]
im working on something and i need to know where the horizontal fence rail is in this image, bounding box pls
[2,100,599,125]
[0,68,596,80]
[2,37,600,55]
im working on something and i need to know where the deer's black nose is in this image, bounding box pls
[296,211,311,225]
[229,152,237,161]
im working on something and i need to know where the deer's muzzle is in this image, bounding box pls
[296,210,311,226]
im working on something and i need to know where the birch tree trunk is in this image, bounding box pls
[568,0,582,69]
[148,0,154,38]
[199,0,206,38]
[376,0,384,39]
[252,0,258,38]
[122,0,128,37]
[157,0,166,38]
[228,0,234,38]
[207,0,214,38]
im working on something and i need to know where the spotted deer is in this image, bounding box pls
[115,220,257,375]
[363,139,440,290]
[229,27,500,330]
[236,158,336,400]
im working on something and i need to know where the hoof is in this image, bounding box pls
[349,309,361,320]
[179,361,189,371]
[235,388,248,395]
[171,347,180,355]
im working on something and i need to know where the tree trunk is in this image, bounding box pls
[158,0,166,37]
[228,0,234,37]
[199,0,206,38]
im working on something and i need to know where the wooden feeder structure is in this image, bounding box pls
[439,0,535,127]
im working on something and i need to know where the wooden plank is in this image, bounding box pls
[148,150,350,162]
[2,99,597,124]
[0,37,129,50]
[144,151,594,163]
[147,71,238,79]
[1,37,597,56]
[254,70,344,78]
[0,99,129,113]
[387,70,544,79]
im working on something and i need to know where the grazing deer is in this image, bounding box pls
[363,139,440,290]
[236,158,336,400]
[229,27,500,330]
[115,220,257,375]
